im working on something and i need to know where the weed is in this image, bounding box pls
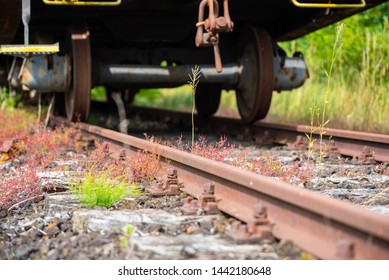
[305,23,344,161]
[70,167,140,208]
[85,136,165,185]
[0,162,42,210]
[166,134,235,162]
[0,109,80,211]
[127,142,165,183]
[120,225,135,248]
[318,23,344,157]
[188,65,201,148]
[190,135,235,162]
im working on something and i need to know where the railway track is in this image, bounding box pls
[120,106,389,163]
[55,115,389,260]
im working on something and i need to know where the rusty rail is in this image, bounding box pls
[64,118,389,259]
[124,106,389,162]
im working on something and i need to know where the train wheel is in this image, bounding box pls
[65,26,91,121]
[195,84,222,117]
[236,25,274,123]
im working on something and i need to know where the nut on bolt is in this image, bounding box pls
[197,182,219,214]
[353,146,376,164]
[323,140,340,160]
[181,197,200,215]
[181,182,219,215]
[227,204,273,242]
[118,149,127,162]
[292,135,308,150]
[146,168,181,196]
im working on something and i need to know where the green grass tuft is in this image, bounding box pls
[70,169,140,208]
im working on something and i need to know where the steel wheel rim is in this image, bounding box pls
[236,26,274,123]
[65,26,91,121]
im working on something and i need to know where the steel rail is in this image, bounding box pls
[125,106,389,162]
[265,122,389,162]
[72,119,389,259]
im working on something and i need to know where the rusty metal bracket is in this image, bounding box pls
[195,0,234,73]
[147,168,182,196]
[197,182,220,214]
[254,130,274,145]
[75,134,95,151]
[226,204,273,242]
[181,183,220,215]
[323,140,340,160]
[181,197,200,215]
[291,135,308,150]
[353,146,376,164]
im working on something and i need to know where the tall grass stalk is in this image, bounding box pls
[188,65,201,148]
[305,23,343,160]
[318,23,344,157]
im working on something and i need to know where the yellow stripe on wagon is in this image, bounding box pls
[290,0,366,8]
[42,0,122,6]
[0,43,59,56]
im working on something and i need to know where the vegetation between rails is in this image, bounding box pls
[69,167,140,208]
[69,138,164,208]
[0,108,78,211]
[188,65,201,148]
[305,23,344,161]
[0,106,153,211]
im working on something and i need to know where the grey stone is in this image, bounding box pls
[72,208,215,233]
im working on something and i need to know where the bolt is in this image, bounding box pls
[294,135,307,150]
[203,182,215,195]
[167,168,177,178]
[181,197,199,215]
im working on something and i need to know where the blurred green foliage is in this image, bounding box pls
[91,86,107,102]
[270,2,389,132]
[0,87,23,111]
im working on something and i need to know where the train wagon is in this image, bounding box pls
[0,0,386,123]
